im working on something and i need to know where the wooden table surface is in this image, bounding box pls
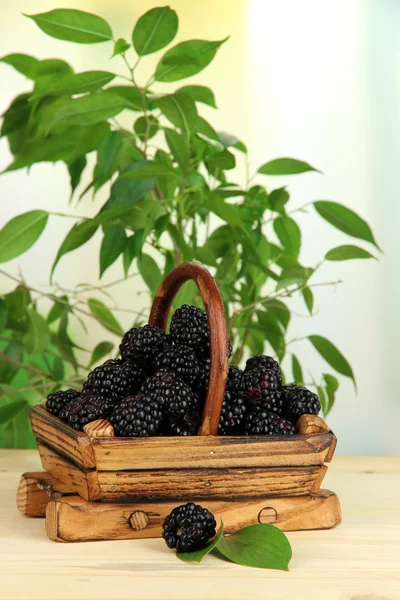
[1,450,399,600]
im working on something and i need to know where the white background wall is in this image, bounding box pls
[0,0,399,454]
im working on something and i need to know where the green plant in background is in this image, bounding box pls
[0,6,379,447]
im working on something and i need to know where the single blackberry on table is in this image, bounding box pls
[119,325,168,362]
[162,502,217,552]
[164,410,201,436]
[170,305,209,350]
[245,407,296,436]
[46,389,80,416]
[218,394,247,436]
[82,359,145,402]
[245,355,282,385]
[67,395,114,431]
[282,385,321,423]
[140,372,199,418]
[153,345,200,387]
[239,366,280,405]
[109,394,162,437]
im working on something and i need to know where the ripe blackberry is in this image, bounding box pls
[162,502,217,552]
[153,345,199,386]
[282,385,321,422]
[67,395,114,431]
[245,407,296,436]
[245,355,282,385]
[218,394,246,435]
[197,361,242,401]
[164,410,201,436]
[140,372,199,418]
[195,336,233,360]
[227,365,244,391]
[46,389,80,416]
[119,325,167,362]
[170,305,209,349]
[82,359,145,402]
[109,395,162,437]
[239,367,279,404]
[59,396,84,423]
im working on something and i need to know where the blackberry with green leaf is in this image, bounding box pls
[282,385,321,422]
[109,394,162,437]
[140,371,199,418]
[119,324,168,362]
[162,502,217,552]
[245,407,296,436]
[46,389,80,416]
[245,355,282,385]
[153,345,199,386]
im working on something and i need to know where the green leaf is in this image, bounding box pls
[292,354,303,383]
[123,230,145,276]
[51,221,98,278]
[178,84,216,108]
[178,521,224,563]
[0,53,40,78]
[31,70,115,101]
[25,9,113,44]
[132,6,178,56]
[51,357,65,381]
[258,157,320,176]
[106,86,144,111]
[273,216,301,257]
[196,246,217,267]
[164,128,189,169]
[100,225,127,277]
[155,92,197,133]
[257,311,285,360]
[155,38,228,82]
[47,296,68,324]
[36,58,73,77]
[102,162,156,213]
[121,162,175,180]
[325,244,376,261]
[89,341,114,366]
[68,156,87,198]
[0,400,29,426]
[317,386,327,415]
[1,93,31,138]
[25,308,51,354]
[308,335,356,386]
[323,373,339,415]
[269,187,289,213]
[216,524,292,571]
[0,298,8,332]
[94,131,123,191]
[314,201,380,250]
[0,211,48,263]
[167,223,193,262]
[137,254,162,296]
[203,193,247,233]
[134,115,159,141]
[88,298,124,337]
[206,148,235,171]
[195,116,219,142]
[112,38,130,57]
[302,287,314,314]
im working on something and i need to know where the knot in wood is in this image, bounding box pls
[129,511,149,530]
[258,506,277,524]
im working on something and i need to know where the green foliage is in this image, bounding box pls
[0,5,379,447]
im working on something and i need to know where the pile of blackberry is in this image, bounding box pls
[46,304,321,436]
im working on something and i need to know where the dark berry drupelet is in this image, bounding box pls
[59,396,84,423]
[245,407,296,436]
[245,355,282,385]
[218,394,247,436]
[162,502,217,552]
[164,410,201,436]
[82,359,146,402]
[153,345,200,387]
[197,361,242,401]
[282,385,321,423]
[119,325,168,362]
[169,305,209,350]
[46,389,80,416]
[227,365,244,391]
[140,372,199,418]
[195,336,233,360]
[67,395,114,431]
[239,367,280,405]
[109,395,162,437]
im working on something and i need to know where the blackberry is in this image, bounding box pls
[67,395,114,431]
[245,407,296,436]
[153,345,199,387]
[59,396,84,423]
[46,388,80,416]
[227,365,244,391]
[197,361,242,401]
[82,359,145,402]
[170,305,209,349]
[239,367,279,404]
[109,395,162,437]
[162,502,217,552]
[140,372,199,418]
[282,385,321,422]
[218,394,246,435]
[245,355,282,385]
[119,325,167,362]
[196,336,233,360]
[164,410,201,436]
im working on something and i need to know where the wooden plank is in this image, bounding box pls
[97,465,324,501]
[83,419,114,438]
[37,443,100,502]
[16,472,75,518]
[45,490,341,542]
[30,405,95,469]
[325,430,338,463]
[92,432,334,471]
[297,414,330,434]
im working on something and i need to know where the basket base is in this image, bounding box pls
[17,471,342,542]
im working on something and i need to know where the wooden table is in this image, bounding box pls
[1,450,399,600]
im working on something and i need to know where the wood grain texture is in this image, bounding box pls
[17,472,74,517]
[44,490,341,542]
[30,405,95,469]
[83,419,114,438]
[297,414,330,434]
[148,262,229,436]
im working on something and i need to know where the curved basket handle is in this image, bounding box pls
[149,262,229,436]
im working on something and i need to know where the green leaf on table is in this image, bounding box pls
[0,400,29,426]
[134,115,159,141]
[314,201,380,250]
[164,128,189,169]
[155,92,198,133]
[137,254,162,296]
[68,156,87,198]
[0,53,40,78]
[291,354,304,384]
[258,157,320,176]
[24,308,51,355]
[178,521,224,563]
[105,86,144,111]
[133,6,178,56]
[51,220,98,278]
[112,38,130,57]
[216,524,292,570]
[0,211,48,263]
[302,287,314,314]
[100,224,127,277]
[31,70,115,101]
[123,230,145,276]
[269,187,289,213]
[88,298,124,337]
[178,84,216,108]
[94,131,123,191]
[25,9,113,44]
[203,193,247,233]
[155,38,228,82]
[323,373,339,415]
[308,334,355,386]
[325,244,376,261]
[273,216,301,257]
[89,341,114,366]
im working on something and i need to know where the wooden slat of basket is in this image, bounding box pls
[17,472,74,517]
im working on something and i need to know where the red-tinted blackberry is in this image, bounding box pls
[282,385,321,422]
[67,395,114,431]
[109,394,162,437]
[170,305,209,349]
[140,372,199,418]
[153,345,199,386]
[164,410,201,436]
[119,325,167,362]
[46,389,80,416]
[218,394,246,435]
[59,396,84,423]
[245,407,296,435]
[245,355,282,385]
[239,366,279,404]
[82,359,145,402]
[162,502,217,552]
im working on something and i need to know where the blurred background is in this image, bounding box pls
[0,0,399,454]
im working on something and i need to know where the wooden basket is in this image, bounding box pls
[17,263,341,542]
